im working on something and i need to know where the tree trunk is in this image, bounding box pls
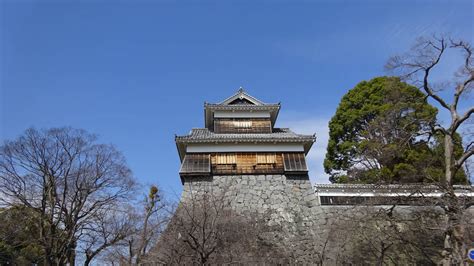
[443,134,453,186]
[44,253,53,266]
[66,238,76,265]
[136,214,149,265]
[442,201,466,265]
[442,134,466,265]
[128,240,134,265]
[84,256,92,266]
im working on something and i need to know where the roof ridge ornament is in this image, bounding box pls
[238,87,245,100]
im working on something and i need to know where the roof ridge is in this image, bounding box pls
[217,88,266,105]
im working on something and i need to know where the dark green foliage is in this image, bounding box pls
[0,206,44,265]
[324,76,467,184]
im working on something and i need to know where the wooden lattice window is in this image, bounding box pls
[283,153,308,172]
[233,121,252,128]
[256,153,276,164]
[214,119,271,133]
[180,154,210,174]
[216,154,236,164]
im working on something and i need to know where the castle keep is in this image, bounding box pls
[176,88,315,180]
[172,89,324,261]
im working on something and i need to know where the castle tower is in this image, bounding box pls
[171,89,323,262]
[176,88,316,183]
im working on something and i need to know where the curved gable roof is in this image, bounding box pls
[218,87,266,106]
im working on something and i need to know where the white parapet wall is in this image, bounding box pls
[314,183,474,205]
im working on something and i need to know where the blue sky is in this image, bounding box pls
[1,0,472,199]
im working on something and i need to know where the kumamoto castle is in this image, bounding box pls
[150,89,474,263]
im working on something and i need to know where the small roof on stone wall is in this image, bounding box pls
[314,183,474,195]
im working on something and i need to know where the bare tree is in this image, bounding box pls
[156,191,236,265]
[316,201,448,265]
[351,207,444,264]
[82,206,136,266]
[387,35,474,264]
[131,185,168,265]
[148,188,287,265]
[101,185,170,265]
[0,127,136,265]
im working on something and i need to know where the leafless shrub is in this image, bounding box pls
[146,187,288,265]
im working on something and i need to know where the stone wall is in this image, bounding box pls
[167,174,474,264]
[181,175,320,227]
[180,174,332,262]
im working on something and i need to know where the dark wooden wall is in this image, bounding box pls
[213,118,272,133]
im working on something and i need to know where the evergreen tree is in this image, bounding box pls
[324,76,467,184]
[0,206,44,265]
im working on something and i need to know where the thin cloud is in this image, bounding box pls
[277,113,331,184]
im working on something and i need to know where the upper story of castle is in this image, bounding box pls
[203,87,281,134]
[175,88,316,179]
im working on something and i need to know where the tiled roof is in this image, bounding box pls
[314,183,474,192]
[175,128,316,143]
